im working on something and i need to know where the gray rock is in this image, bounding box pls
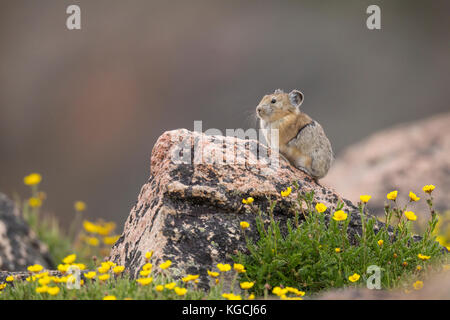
[0,193,53,271]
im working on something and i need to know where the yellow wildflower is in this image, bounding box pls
[142,263,152,271]
[217,263,231,272]
[103,236,120,245]
[84,271,96,279]
[348,273,360,282]
[27,264,44,273]
[159,260,172,270]
[24,173,42,186]
[387,190,398,201]
[417,266,422,271]
[404,211,417,221]
[174,287,187,296]
[57,264,69,273]
[62,254,76,265]
[52,276,67,283]
[207,270,219,278]
[54,276,67,283]
[74,201,86,212]
[377,239,384,246]
[83,220,99,233]
[182,274,199,282]
[315,203,327,213]
[113,266,125,274]
[74,263,86,270]
[35,272,49,279]
[286,287,305,296]
[409,191,420,202]
[422,185,435,194]
[38,277,51,286]
[335,248,341,253]
[0,283,6,290]
[281,187,292,197]
[98,262,110,273]
[156,285,164,292]
[139,270,151,277]
[165,282,176,290]
[136,277,153,286]
[240,282,254,290]
[145,251,154,260]
[28,197,42,208]
[26,276,36,282]
[98,274,110,281]
[413,280,423,290]
[98,266,110,274]
[242,197,254,205]
[233,263,246,273]
[6,276,14,282]
[47,286,60,296]
[103,295,117,300]
[332,210,348,221]
[86,237,100,246]
[272,287,288,296]
[360,195,371,203]
[240,221,250,230]
[222,293,242,300]
[96,222,116,236]
[248,294,255,300]
[35,286,48,293]
[53,277,66,284]
[418,253,430,261]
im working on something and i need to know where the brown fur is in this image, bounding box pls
[256,89,333,179]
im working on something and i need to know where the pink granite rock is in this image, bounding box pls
[323,112,450,218]
[109,129,385,287]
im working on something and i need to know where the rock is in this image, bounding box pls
[109,129,388,288]
[0,193,54,271]
[323,112,450,216]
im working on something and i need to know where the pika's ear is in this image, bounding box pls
[289,90,304,107]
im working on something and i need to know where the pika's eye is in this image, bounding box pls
[271,98,276,104]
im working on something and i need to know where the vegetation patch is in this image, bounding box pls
[0,174,448,300]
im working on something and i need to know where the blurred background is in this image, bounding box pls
[1,0,449,230]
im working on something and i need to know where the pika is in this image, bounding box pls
[256,89,333,180]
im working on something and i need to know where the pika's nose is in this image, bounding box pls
[256,106,262,114]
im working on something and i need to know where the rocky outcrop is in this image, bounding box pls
[0,193,53,271]
[109,129,387,288]
[322,113,450,216]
